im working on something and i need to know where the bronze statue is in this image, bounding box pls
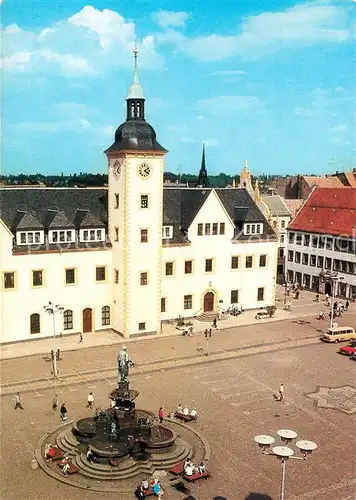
[117,345,129,384]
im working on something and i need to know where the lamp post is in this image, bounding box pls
[43,302,64,378]
[254,429,317,500]
[319,270,344,328]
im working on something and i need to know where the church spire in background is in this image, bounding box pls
[197,143,208,187]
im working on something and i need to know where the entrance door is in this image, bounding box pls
[83,308,92,333]
[325,282,332,296]
[203,292,214,312]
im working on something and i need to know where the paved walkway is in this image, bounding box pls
[0,287,345,361]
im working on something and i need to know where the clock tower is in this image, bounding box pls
[105,46,167,338]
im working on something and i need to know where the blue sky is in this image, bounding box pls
[1,0,354,176]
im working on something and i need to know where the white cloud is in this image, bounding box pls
[0,51,32,71]
[68,5,135,52]
[196,95,263,117]
[1,6,163,77]
[101,125,115,136]
[196,115,209,121]
[330,136,350,145]
[158,1,350,60]
[153,10,190,28]
[210,70,247,76]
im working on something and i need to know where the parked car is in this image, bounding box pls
[339,341,356,356]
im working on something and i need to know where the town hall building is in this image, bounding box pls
[0,50,278,343]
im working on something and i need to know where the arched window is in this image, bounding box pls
[63,310,73,330]
[101,306,110,326]
[30,313,40,334]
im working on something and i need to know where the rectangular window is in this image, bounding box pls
[138,322,146,331]
[304,234,310,246]
[288,232,295,244]
[20,233,26,244]
[333,259,340,271]
[259,255,267,268]
[312,235,318,248]
[115,227,119,242]
[257,287,265,301]
[212,223,218,235]
[140,272,148,285]
[281,220,286,229]
[66,231,72,242]
[184,294,193,309]
[205,258,213,273]
[295,252,301,264]
[317,256,324,268]
[231,256,239,269]
[245,224,251,235]
[141,229,148,243]
[184,260,193,274]
[280,235,285,243]
[296,234,302,245]
[310,255,316,267]
[219,223,225,235]
[28,233,34,244]
[325,257,332,270]
[279,248,284,258]
[141,195,149,208]
[230,290,239,304]
[165,262,174,276]
[318,237,325,249]
[96,266,106,282]
[65,268,76,284]
[326,237,333,250]
[35,232,41,243]
[205,223,211,235]
[114,270,119,284]
[245,256,253,268]
[161,297,166,312]
[96,229,102,240]
[83,230,89,241]
[251,224,256,234]
[302,253,309,265]
[3,272,15,289]
[288,250,294,262]
[197,223,203,236]
[59,231,65,242]
[32,270,43,287]
[30,314,40,334]
[114,193,119,209]
[90,230,95,241]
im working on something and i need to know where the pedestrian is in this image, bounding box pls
[212,317,217,329]
[87,391,94,409]
[14,392,24,410]
[188,326,194,336]
[209,328,212,338]
[204,329,208,339]
[52,394,58,411]
[78,332,83,343]
[60,402,68,421]
[158,407,164,423]
[345,300,349,311]
[279,383,284,401]
[315,293,319,302]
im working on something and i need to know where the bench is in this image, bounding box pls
[184,471,210,483]
[143,488,155,497]
[169,460,185,475]
[46,447,64,461]
[174,412,196,422]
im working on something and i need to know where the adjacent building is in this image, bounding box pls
[0,50,279,344]
[286,188,356,299]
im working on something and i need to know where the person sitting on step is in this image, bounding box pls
[183,405,190,416]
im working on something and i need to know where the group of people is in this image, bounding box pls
[175,404,198,419]
[135,477,163,499]
[317,297,349,320]
[184,458,206,476]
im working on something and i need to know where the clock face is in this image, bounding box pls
[138,162,152,179]
[112,159,123,180]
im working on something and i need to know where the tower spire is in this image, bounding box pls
[126,43,145,120]
[197,142,208,187]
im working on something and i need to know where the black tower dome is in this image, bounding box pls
[105,46,166,153]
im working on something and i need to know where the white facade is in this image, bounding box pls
[286,230,356,298]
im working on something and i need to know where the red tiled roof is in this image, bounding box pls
[303,176,343,189]
[283,198,304,219]
[344,172,356,188]
[288,188,356,237]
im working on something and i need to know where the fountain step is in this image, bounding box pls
[72,439,192,480]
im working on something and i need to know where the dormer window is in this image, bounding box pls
[49,230,75,244]
[16,231,44,245]
[244,223,263,235]
[162,226,173,239]
[79,228,105,242]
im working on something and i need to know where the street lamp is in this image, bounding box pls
[319,270,344,328]
[43,302,64,378]
[254,429,317,500]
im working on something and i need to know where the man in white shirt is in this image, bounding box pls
[87,392,95,409]
[185,464,194,476]
[190,408,198,419]
[183,406,189,416]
